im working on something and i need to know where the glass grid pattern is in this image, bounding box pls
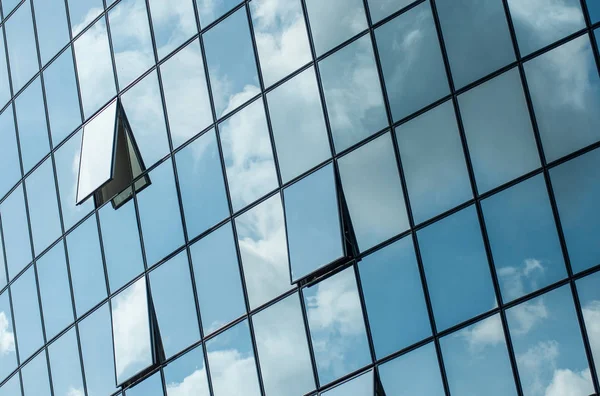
[0,0,599,395]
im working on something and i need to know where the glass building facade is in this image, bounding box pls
[0,0,599,395]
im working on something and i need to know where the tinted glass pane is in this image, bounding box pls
[304,267,371,385]
[48,328,84,396]
[1,185,32,279]
[147,0,197,59]
[0,28,9,107]
[376,2,449,121]
[43,48,82,147]
[378,343,445,395]
[190,223,245,335]
[204,8,260,117]
[321,370,372,395]
[284,164,344,282]
[160,39,212,149]
[366,0,413,23]
[418,206,496,330]
[305,0,368,56]
[253,293,315,396]
[126,371,163,396]
[267,67,330,183]
[0,233,5,289]
[12,267,44,360]
[219,99,278,211]
[459,68,540,192]
[137,160,185,266]
[37,243,74,340]
[196,0,240,26]
[66,216,107,317]
[22,351,51,396]
[507,286,594,396]
[576,271,600,376]
[0,374,21,396]
[33,0,69,65]
[1,0,19,15]
[588,0,600,23]
[5,0,38,93]
[0,291,17,382]
[524,36,600,161]
[0,106,21,199]
[319,35,388,152]
[508,0,585,55]
[551,148,600,273]
[206,320,261,396]
[164,346,210,396]
[339,133,408,251]
[175,129,229,239]
[67,0,103,36]
[397,101,472,224]
[235,194,291,309]
[483,175,566,302]
[441,315,517,396]
[250,0,312,87]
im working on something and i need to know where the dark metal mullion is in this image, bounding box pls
[580,0,600,73]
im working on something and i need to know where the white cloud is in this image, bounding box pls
[545,368,593,396]
[166,369,210,396]
[66,387,85,396]
[582,300,600,374]
[458,314,505,351]
[208,349,262,396]
[498,258,545,301]
[0,311,15,356]
[510,297,549,335]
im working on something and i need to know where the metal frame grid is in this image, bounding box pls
[0,0,599,394]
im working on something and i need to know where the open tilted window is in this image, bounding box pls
[76,99,149,209]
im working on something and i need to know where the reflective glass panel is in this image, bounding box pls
[5,0,38,93]
[441,314,517,396]
[22,351,51,396]
[576,271,600,376]
[160,39,212,149]
[175,129,229,239]
[304,267,371,385]
[0,234,5,289]
[235,193,291,309]
[418,206,496,330]
[190,223,245,335]
[459,68,540,192]
[0,106,20,199]
[1,0,19,16]
[126,371,163,396]
[253,293,315,396]
[366,0,413,23]
[321,370,372,395]
[305,0,368,56]
[219,99,278,211]
[204,8,260,117]
[507,286,594,396]
[205,320,261,396]
[66,215,107,317]
[508,0,585,56]
[483,175,566,302]
[48,328,84,396]
[149,251,200,358]
[267,67,330,183]
[12,267,44,361]
[588,0,600,23]
[397,101,472,224]
[0,291,17,382]
[250,0,312,87]
[338,133,408,252]
[359,236,430,358]
[376,1,449,121]
[0,28,9,107]
[112,277,153,385]
[147,0,197,59]
[524,35,600,162]
[67,0,103,36]
[37,243,74,340]
[551,148,600,273]
[319,35,388,152]
[284,164,344,282]
[1,185,32,279]
[0,374,21,396]
[378,342,445,395]
[136,159,185,266]
[164,345,210,396]
[33,0,70,65]
[196,0,240,27]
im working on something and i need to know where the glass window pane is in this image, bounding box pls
[74,17,117,118]
[0,231,5,289]
[253,293,315,396]
[112,277,153,385]
[22,351,51,396]
[190,223,246,335]
[175,129,229,239]
[15,77,50,173]
[378,342,445,395]
[0,106,21,199]
[576,271,600,376]
[459,68,540,192]
[0,374,21,396]
[206,320,261,396]
[376,2,449,121]
[5,0,38,93]
[164,346,210,396]
[204,8,260,117]
[0,291,17,382]
[551,148,600,274]
[33,0,70,66]
[48,328,84,396]
[508,0,585,56]
[219,99,278,211]
[507,286,594,396]
[250,0,312,87]
[160,39,212,149]
[235,193,291,309]
[339,133,408,251]
[12,267,44,361]
[321,370,372,395]
[524,36,600,162]
[588,0,600,23]
[66,216,107,317]
[37,243,74,340]
[267,67,330,183]
[359,236,430,358]
[441,314,517,396]
[67,0,103,36]
[284,163,344,282]
[483,175,566,302]
[125,371,163,396]
[366,0,413,23]
[319,35,388,152]
[149,251,200,358]
[136,159,185,267]
[396,101,472,224]
[147,0,197,59]
[1,185,32,279]
[0,27,9,107]
[418,206,496,330]
[109,0,154,89]
[196,0,240,27]
[1,0,19,15]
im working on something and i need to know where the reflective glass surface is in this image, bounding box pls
[21,351,51,396]
[33,0,70,66]
[11,266,44,361]
[0,374,21,396]
[0,106,20,199]
[0,291,17,382]
[67,0,103,36]
[0,28,9,107]
[576,271,600,376]
[1,185,32,279]
[321,370,372,395]
[5,0,38,93]
[163,345,210,396]
[126,371,163,396]
[147,0,197,59]
[366,0,413,23]
[1,0,20,17]
[0,235,5,289]
[48,328,85,396]
[589,0,600,23]
[196,0,240,27]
